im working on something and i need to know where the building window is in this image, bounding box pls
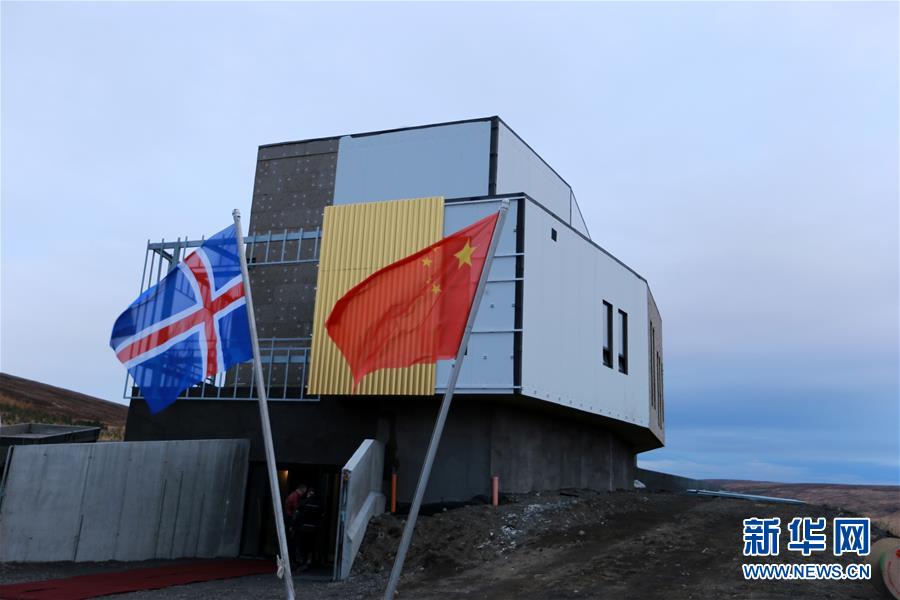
[602,301,613,368]
[649,326,656,408]
[657,352,664,426]
[550,228,557,241]
[618,309,628,374]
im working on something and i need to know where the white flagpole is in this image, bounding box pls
[233,209,296,600]
[384,199,510,600]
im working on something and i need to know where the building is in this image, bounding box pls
[124,116,665,562]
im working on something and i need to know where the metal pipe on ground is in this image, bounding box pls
[687,489,805,505]
[391,472,398,514]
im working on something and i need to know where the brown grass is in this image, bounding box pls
[707,479,900,537]
[0,373,128,441]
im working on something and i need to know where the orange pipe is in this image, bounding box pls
[391,472,398,513]
[491,475,499,507]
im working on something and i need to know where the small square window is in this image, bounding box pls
[551,228,557,241]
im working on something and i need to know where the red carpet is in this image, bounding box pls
[0,559,276,600]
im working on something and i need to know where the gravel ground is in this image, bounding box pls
[1,490,893,599]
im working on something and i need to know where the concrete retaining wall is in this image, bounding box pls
[334,439,385,580]
[0,439,249,562]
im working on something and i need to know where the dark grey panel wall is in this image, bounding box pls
[248,139,338,339]
[126,399,379,467]
[250,139,339,233]
[249,264,320,339]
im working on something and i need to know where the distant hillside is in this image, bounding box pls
[707,479,900,537]
[0,373,127,440]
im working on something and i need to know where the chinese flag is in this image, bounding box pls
[326,212,500,387]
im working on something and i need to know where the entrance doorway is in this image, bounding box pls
[240,462,341,579]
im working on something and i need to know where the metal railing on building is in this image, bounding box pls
[122,229,322,403]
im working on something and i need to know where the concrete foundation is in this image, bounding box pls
[126,395,643,505]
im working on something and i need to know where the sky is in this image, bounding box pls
[1,2,897,485]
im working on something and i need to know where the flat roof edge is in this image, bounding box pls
[258,116,498,150]
[446,192,648,284]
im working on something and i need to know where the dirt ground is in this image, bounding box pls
[0,490,892,599]
[354,489,889,599]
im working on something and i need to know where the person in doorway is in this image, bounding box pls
[293,487,324,571]
[284,484,307,568]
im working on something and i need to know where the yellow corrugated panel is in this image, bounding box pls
[308,197,444,395]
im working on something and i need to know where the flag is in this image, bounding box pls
[110,224,253,413]
[326,211,500,387]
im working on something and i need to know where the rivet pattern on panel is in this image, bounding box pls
[244,139,339,395]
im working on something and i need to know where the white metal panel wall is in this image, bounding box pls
[495,122,572,227]
[332,122,491,205]
[520,201,650,426]
[570,192,590,237]
[437,199,519,393]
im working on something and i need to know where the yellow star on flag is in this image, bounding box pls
[454,240,475,268]
[422,256,432,267]
[431,283,441,295]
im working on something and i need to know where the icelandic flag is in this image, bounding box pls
[110,224,253,413]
